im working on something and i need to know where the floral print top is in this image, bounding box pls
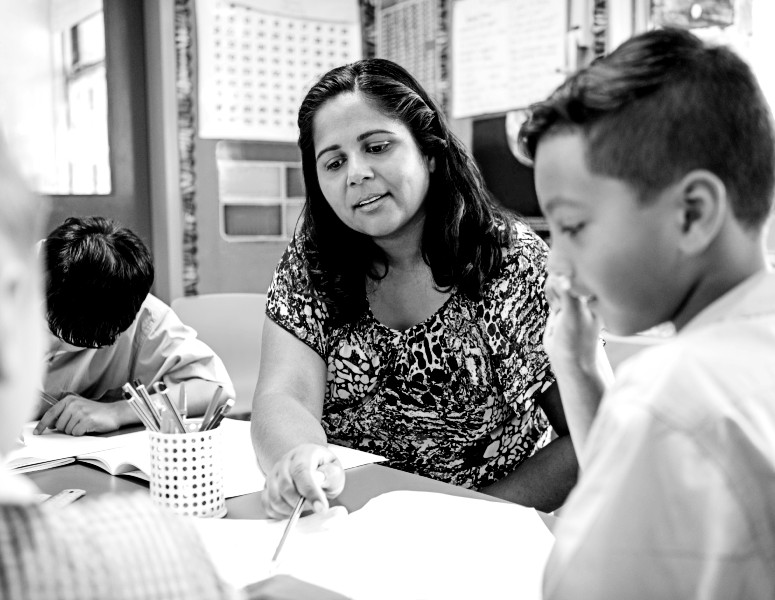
[266,220,555,489]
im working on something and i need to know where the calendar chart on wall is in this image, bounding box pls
[195,0,362,141]
[376,0,441,103]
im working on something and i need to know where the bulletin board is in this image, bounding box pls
[195,0,362,141]
[450,0,567,119]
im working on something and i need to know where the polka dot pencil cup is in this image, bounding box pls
[149,419,226,518]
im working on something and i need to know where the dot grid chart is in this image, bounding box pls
[196,0,362,141]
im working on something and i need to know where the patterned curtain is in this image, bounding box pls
[175,0,199,296]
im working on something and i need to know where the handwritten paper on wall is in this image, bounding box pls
[451,0,567,118]
[195,0,362,141]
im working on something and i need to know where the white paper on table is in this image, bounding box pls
[192,506,351,586]
[193,490,555,600]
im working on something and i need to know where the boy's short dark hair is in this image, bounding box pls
[519,27,775,230]
[44,216,154,348]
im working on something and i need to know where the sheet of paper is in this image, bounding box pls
[192,506,351,585]
[451,0,567,118]
[193,490,554,600]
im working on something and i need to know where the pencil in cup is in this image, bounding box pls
[122,382,160,431]
[134,382,164,428]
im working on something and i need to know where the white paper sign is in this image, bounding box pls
[451,0,567,118]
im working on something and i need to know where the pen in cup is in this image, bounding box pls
[202,398,234,431]
[200,385,223,432]
[152,381,187,433]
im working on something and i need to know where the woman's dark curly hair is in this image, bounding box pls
[297,58,512,324]
[44,216,154,348]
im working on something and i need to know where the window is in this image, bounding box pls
[216,142,305,240]
[0,0,111,195]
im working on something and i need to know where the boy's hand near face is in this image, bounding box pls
[543,273,614,461]
[33,394,132,436]
[543,273,603,376]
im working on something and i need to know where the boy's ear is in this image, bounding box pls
[674,169,727,255]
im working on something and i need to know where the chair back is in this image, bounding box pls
[171,293,267,417]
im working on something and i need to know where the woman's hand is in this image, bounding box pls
[33,395,128,436]
[261,443,345,519]
[543,273,603,376]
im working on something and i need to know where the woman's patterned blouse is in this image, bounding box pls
[266,220,555,490]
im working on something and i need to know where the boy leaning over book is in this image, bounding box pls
[0,134,345,599]
[519,27,775,599]
[33,214,235,437]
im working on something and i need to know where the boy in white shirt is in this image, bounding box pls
[519,27,775,598]
[35,215,235,436]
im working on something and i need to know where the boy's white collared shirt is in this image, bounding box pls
[43,294,234,402]
[544,269,775,599]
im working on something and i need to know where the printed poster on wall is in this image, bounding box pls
[451,0,567,119]
[195,0,362,141]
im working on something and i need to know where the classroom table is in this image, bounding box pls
[25,461,555,528]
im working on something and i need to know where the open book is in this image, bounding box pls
[77,436,151,480]
[5,419,386,499]
[4,424,146,473]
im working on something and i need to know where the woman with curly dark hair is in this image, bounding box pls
[252,58,577,518]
